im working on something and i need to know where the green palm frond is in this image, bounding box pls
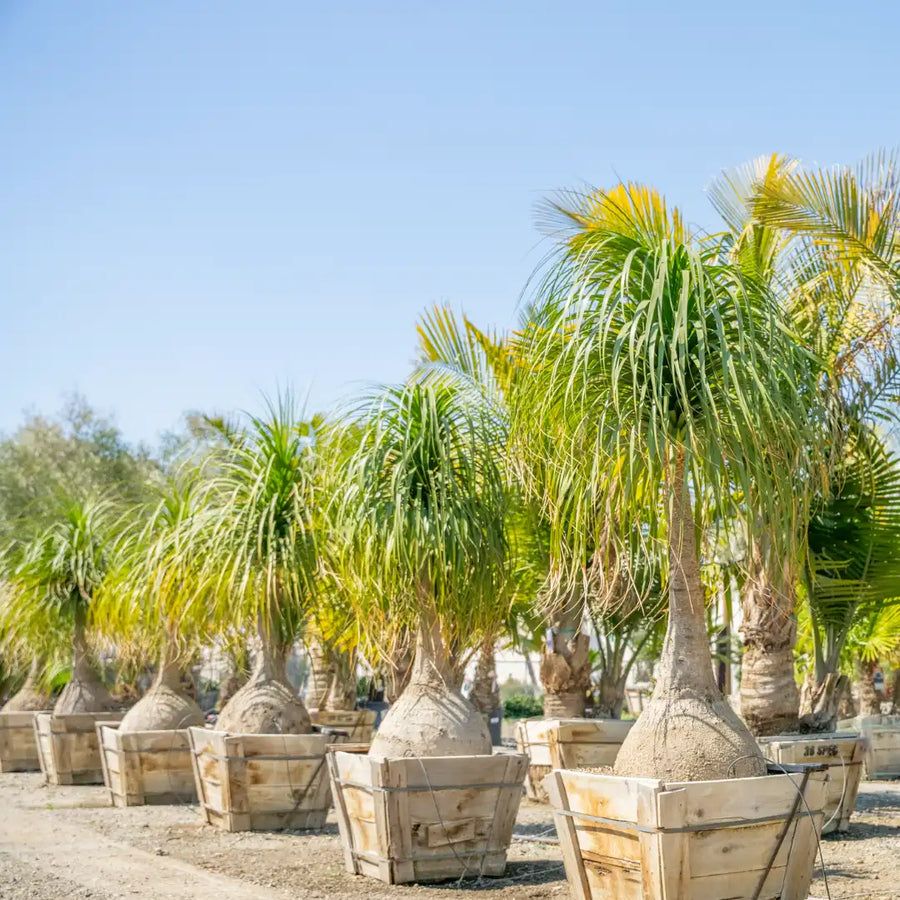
[515,182,816,580]
[807,434,900,634]
[328,379,511,656]
[190,394,319,649]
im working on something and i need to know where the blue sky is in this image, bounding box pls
[2,1,897,444]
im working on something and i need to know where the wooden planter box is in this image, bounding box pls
[329,750,527,884]
[547,764,828,900]
[309,708,377,744]
[515,718,634,802]
[96,722,196,807]
[188,727,332,832]
[0,710,50,772]
[840,715,900,780]
[34,711,126,785]
[759,732,864,833]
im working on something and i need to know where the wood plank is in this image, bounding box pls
[559,770,662,823]
[667,771,824,825]
[547,770,591,900]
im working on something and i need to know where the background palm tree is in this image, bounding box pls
[94,477,209,732]
[4,497,119,715]
[515,182,814,780]
[711,152,900,734]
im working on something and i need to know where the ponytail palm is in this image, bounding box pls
[518,184,813,780]
[331,380,510,757]
[6,497,118,715]
[196,399,318,735]
[95,478,209,732]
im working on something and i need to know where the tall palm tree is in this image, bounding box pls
[194,398,319,735]
[5,497,118,715]
[330,380,511,757]
[516,183,814,780]
[416,305,594,717]
[94,477,208,732]
[711,152,900,734]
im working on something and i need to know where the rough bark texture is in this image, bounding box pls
[469,636,500,716]
[216,623,312,735]
[739,542,800,736]
[119,641,205,733]
[891,668,900,715]
[384,630,414,704]
[592,668,626,719]
[799,672,848,732]
[539,581,591,719]
[54,617,115,716]
[369,611,491,759]
[615,451,765,781]
[305,637,334,710]
[216,652,248,709]
[323,645,358,712]
[1,658,51,712]
[856,659,881,716]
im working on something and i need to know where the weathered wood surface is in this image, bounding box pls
[547,766,828,900]
[760,733,863,833]
[33,712,127,785]
[97,723,196,807]
[309,708,377,744]
[0,710,50,772]
[329,750,527,884]
[839,715,900,780]
[515,718,634,802]
[188,727,332,832]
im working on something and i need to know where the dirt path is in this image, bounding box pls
[1,773,897,899]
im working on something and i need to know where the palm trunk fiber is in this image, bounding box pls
[470,635,500,721]
[539,579,591,719]
[369,602,490,759]
[615,450,765,781]
[739,541,800,736]
[856,659,881,717]
[799,672,849,732]
[324,644,358,712]
[305,636,334,710]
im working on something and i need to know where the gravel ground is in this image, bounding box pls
[0,772,897,899]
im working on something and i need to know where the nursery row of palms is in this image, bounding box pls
[3,151,900,778]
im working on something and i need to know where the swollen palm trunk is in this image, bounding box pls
[738,542,800,736]
[53,620,114,716]
[119,640,204,733]
[216,637,312,735]
[369,614,490,759]
[1,658,51,712]
[615,455,764,781]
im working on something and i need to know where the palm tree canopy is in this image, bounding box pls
[515,183,815,575]
[93,473,214,663]
[192,397,319,649]
[330,379,510,651]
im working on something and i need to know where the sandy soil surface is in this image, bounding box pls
[0,772,897,899]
